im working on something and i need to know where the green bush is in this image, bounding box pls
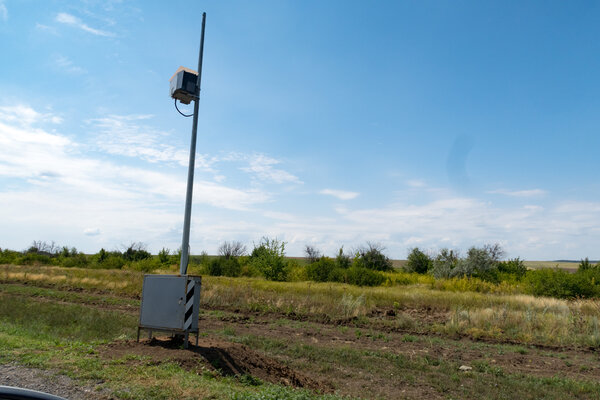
[249,237,288,281]
[431,244,503,281]
[287,259,308,281]
[353,243,393,272]
[122,243,151,262]
[16,252,56,266]
[128,258,161,273]
[306,257,336,282]
[430,248,459,278]
[578,257,595,272]
[100,255,126,269]
[344,267,386,286]
[207,257,242,277]
[335,247,351,269]
[524,268,600,299]
[405,247,432,274]
[0,249,20,264]
[60,253,90,268]
[498,257,527,279]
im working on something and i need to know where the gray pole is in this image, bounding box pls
[179,12,206,275]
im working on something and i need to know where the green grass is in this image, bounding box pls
[226,333,600,400]
[2,272,600,399]
[3,264,600,347]
[0,293,349,400]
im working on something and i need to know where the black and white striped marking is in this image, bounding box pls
[183,279,195,330]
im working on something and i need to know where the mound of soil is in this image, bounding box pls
[100,337,330,393]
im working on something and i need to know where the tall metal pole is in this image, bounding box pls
[180,12,206,275]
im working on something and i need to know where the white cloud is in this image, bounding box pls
[406,179,426,188]
[487,188,547,197]
[55,12,115,37]
[35,23,58,35]
[238,153,302,184]
[88,114,204,167]
[0,1,7,21]
[0,104,274,251]
[53,55,86,74]
[0,105,62,127]
[87,115,300,187]
[84,228,101,236]
[319,189,359,200]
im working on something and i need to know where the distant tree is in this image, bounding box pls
[249,237,288,281]
[218,241,247,259]
[430,248,460,279]
[354,242,393,272]
[335,247,352,269]
[304,245,322,264]
[27,240,59,256]
[405,248,432,274]
[122,242,151,261]
[579,257,593,271]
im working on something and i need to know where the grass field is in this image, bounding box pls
[1,263,600,399]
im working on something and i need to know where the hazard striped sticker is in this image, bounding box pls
[183,279,195,330]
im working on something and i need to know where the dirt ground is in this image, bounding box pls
[0,363,112,400]
[91,309,600,399]
[100,337,332,393]
[4,283,600,399]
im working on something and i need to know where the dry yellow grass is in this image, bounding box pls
[3,263,600,347]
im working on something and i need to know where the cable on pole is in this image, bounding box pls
[174,98,194,117]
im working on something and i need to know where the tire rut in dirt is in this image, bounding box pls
[100,337,332,393]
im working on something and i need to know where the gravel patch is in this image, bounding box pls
[0,363,112,400]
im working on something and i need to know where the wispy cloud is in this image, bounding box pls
[406,179,426,188]
[53,55,86,74]
[0,105,271,215]
[0,1,7,21]
[0,105,62,127]
[88,114,193,166]
[487,188,547,197]
[55,12,114,37]
[35,23,58,35]
[239,154,302,185]
[84,228,101,236]
[320,189,359,200]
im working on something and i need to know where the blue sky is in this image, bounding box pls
[1,0,599,260]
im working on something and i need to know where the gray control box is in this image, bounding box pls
[138,275,201,339]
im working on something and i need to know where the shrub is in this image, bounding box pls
[96,248,108,263]
[0,249,20,264]
[249,237,288,281]
[524,268,600,299]
[304,245,322,264]
[60,253,89,268]
[16,252,55,266]
[128,258,161,273]
[579,257,594,272]
[335,247,351,269]
[430,244,504,281]
[327,267,348,283]
[218,241,247,259]
[287,259,308,281]
[344,267,386,286]
[100,255,126,269]
[27,240,60,256]
[305,257,336,282]
[405,247,432,274]
[353,243,393,272]
[430,248,459,279]
[158,248,171,264]
[207,257,242,277]
[122,242,151,262]
[498,257,527,279]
